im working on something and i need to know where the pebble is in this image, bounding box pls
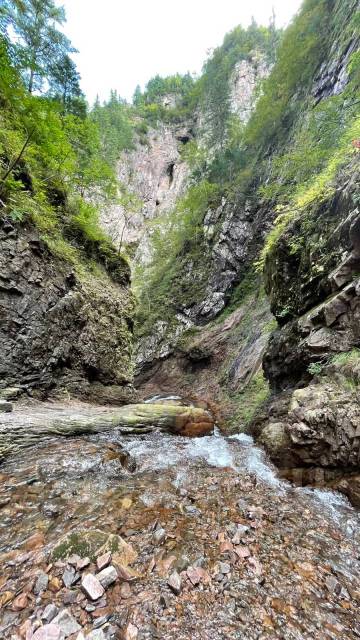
[86,631,106,640]
[93,614,111,628]
[11,593,28,611]
[152,528,166,545]
[97,566,118,588]
[123,623,138,640]
[168,571,182,595]
[218,562,231,574]
[41,604,59,624]
[184,505,201,516]
[34,571,49,595]
[119,582,131,598]
[81,574,105,601]
[96,552,111,571]
[63,590,78,605]
[32,625,63,640]
[43,503,60,518]
[77,556,91,570]
[62,566,77,588]
[160,594,170,609]
[52,609,81,637]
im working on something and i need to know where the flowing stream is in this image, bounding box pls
[0,398,359,639]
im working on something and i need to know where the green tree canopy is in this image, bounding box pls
[5,0,74,93]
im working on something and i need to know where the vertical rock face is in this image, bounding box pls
[101,121,193,264]
[100,55,269,271]
[229,53,268,123]
[0,219,134,401]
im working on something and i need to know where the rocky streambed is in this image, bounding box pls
[0,398,359,640]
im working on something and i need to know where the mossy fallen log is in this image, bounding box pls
[0,403,214,460]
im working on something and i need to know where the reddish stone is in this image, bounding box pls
[11,593,28,611]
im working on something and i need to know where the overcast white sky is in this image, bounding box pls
[61,0,303,105]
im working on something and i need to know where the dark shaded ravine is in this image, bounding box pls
[0,397,360,639]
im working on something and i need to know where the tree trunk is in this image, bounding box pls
[0,403,214,460]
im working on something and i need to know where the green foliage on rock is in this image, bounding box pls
[200,19,279,148]
[229,371,270,432]
[135,180,220,336]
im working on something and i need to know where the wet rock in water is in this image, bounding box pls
[52,529,137,567]
[52,609,81,636]
[168,571,182,595]
[41,604,59,624]
[152,527,166,545]
[32,625,63,640]
[97,566,118,588]
[81,574,105,600]
[96,552,111,571]
[34,570,49,595]
[0,400,13,412]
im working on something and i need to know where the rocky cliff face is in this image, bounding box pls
[249,0,360,500]
[132,58,273,370]
[101,120,193,264]
[229,53,268,123]
[0,219,134,403]
[131,0,360,502]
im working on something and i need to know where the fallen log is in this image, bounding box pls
[0,403,214,460]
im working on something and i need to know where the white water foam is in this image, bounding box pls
[229,433,284,488]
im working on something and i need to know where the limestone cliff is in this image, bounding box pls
[101,120,193,264]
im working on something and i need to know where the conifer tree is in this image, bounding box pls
[6,0,74,93]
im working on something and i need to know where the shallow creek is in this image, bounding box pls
[0,398,359,639]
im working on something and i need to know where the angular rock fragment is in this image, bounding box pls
[86,630,106,640]
[81,573,105,600]
[34,571,49,595]
[41,603,59,624]
[52,609,81,637]
[168,571,182,595]
[97,565,118,588]
[32,625,63,640]
[11,593,28,611]
[96,552,111,571]
[152,527,166,545]
[123,623,138,640]
[62,566,76,588]
[77,556,90,570]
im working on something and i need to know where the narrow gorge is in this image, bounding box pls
[0,0,360,638]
